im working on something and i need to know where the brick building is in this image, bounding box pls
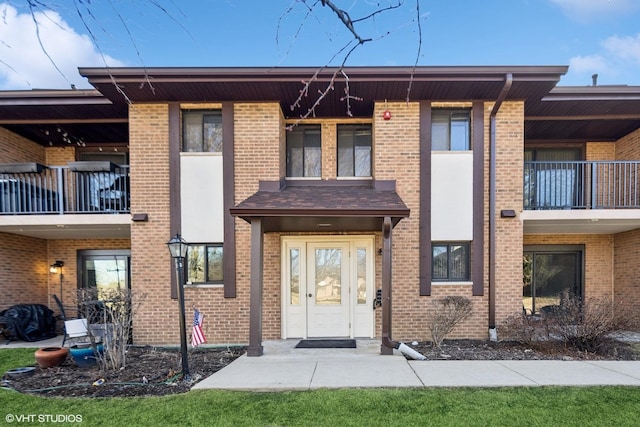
[1,66,639,355]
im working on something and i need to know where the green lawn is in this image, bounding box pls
[2,349,640,426]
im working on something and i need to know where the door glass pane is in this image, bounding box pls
[523,254,533,313]
[290,248,300,305]
[84,258,127,298]
[315,248,341,305]
[357,248,367,305]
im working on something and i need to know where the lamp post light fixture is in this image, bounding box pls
[166,233,190,380]
[50,260,64,304]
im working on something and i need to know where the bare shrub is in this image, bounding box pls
[77,288,146,371]
[501,290,635,354]
[427,296,473,350]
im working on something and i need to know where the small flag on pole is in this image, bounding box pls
[191,307,206,348]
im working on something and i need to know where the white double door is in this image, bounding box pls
[282,236,375,339]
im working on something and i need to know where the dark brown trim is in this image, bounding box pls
[247,218,264,357]
[168,103,181,300]
[419,101,432,296]
[472,101,485,296]
[232,208,410,218]
[381,216,393,355]
[527,114,640,121]
[222,102,236,298]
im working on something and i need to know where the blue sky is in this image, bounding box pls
[1,0,640,90]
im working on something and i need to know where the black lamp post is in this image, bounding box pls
[167,233,190,380]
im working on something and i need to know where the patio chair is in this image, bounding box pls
[53,294,89,347]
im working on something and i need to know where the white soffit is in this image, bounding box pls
[521,209,640,234]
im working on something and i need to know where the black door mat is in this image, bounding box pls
[295,339,357,349]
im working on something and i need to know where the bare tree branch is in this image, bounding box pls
[406,0,424,102]
[27,0,72,87]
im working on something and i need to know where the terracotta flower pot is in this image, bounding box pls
[34,347,69,368]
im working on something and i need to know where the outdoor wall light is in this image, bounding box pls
[49,260,64,274]
[50,260,64,303]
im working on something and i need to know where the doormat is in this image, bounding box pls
[295,339,357,349]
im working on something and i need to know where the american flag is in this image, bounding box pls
[191,308,206,347]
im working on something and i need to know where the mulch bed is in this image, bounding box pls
[3,339,638,398]
[410,338,640,361]
[2,346,245,398]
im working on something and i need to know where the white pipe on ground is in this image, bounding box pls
[397,343,426,360]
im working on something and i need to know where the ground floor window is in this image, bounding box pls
[523,245,584,315]
[78,250,130,292]
[432,242,470,281]
[186,243,223,284]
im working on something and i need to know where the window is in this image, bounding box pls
[523,245,583,315]
[337,125,372,177]
[182,110,223,152]
[286,125,321,177]
[186,244,223,284]
[432,243,470,281]
[432,109,471,151]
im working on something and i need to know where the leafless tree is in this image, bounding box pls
[2,1,425,114]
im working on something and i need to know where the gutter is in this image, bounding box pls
[488,73,513,341]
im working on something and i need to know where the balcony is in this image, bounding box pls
[524,161,640,210]
[0,162,130,215]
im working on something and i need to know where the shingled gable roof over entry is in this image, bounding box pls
[230,180,410,233]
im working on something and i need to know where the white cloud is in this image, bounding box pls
[549,0,638,22]
[602,34,640,64]
[564,54,617,85]
[0,3,125,90]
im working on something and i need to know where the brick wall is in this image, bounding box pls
[613,128,640,326]
[491,101,526,330]
[586,142,615,161]
[614,229,640,326]
[0,233,48,310]
[126,99,527,344]
[0,127,45,163]
[128,103,175,344]
[523,234,614,302]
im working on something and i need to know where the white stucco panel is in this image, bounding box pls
[431,152,473,241]
[180,153,224,242]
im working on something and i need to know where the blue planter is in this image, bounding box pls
[69,343,103,368]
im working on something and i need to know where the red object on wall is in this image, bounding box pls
[383,109,392,120]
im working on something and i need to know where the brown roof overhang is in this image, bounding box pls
[525,85,640,142]
[0,89,128,146]
[230,180,410,233]
[80,65,568,119]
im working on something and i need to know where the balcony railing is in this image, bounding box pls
[524,161,640,210]
[0,164,130,215]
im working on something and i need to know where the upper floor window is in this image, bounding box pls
[186,243,223,284]
[432,242,470,282]
[182,110,222,152]
[286,125,321,177]
[432,109,470,151]
[337,125,372,177]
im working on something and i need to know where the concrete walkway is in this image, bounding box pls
[6,337,640,390]
[193,339,640,391]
